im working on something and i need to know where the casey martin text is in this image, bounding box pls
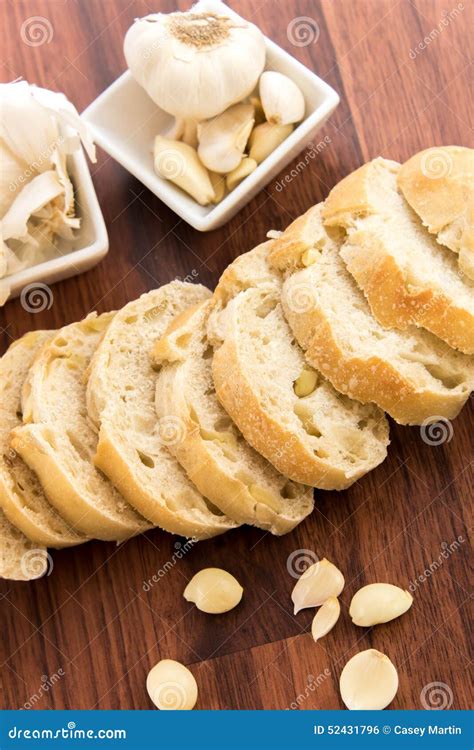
[394,725,462,736]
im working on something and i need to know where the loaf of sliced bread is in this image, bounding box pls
[208,243,390,489]
[153,299,314,533]
[398,146,474,280]
[86,282,239,540]
[11,314,150,541]
[0,331,86,548]
[0,508,48,581]
[322,158,474,354]
[271,206,474,424]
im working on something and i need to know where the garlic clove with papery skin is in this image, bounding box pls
[198,104,255,174]
[153,136,215,206]
[248,122,294,164]
[259,71,305,126]
[124,6,265,121]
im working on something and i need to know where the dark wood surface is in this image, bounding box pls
[1,0,472,711]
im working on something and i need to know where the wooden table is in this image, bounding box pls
[1,0,472,711]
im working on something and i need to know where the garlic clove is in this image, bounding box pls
[184,567,243,614]
[349,583,413,627]
[291,558,345,614]
[311,596,340,641]
[226,157,258,191]
[294,366,319,397]
[249,95,266,125]
[146,659,198,710]
[124,9,265,121]
[259,71,305,126]
[181,119,199,149]
[153,135,215,206]
[248,122,293,164]
[164,117,185,141]
[339,649,399,710]
[197,103,255,174]
[209,171,226,204]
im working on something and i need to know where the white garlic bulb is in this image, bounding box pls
[124,3,266,121]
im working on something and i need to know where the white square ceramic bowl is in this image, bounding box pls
[5,146,108,302]
[83,2,339,232]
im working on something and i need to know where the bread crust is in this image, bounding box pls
[11,424,146,540]
[153,301,313,533]
[322,158,474,354]
[0,508,48,581]
[94,423,235,540]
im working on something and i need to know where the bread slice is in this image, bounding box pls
[398,146,474,280]
[208,243,390,489]
[11,314,150,541]
[322,158,474,354]
[153,299,314,533]
[86,282,238,540]
[272,206,474,424]
[0,331,86,548]
[0,508,49,581]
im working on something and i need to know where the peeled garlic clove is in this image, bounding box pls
[311,596,340,641]
[197,104,255,174]
[249,95,266,125]
[248,122,293,164]
[184,568,243,614]
[182,119,199,148]
[209,171,226,204]
[146,659,198,710]
[291,558,345,614]
[339,649,398,710]
[226,157,257,191]
[154,136,215,206]
[349,583,413,627]
[259,71,305,125]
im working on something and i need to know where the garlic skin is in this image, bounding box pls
[339,649,398,710]
[260,71,305,126]
[124,5,266,121]
[198,104,255,174]
[291,558,345,614]
[153,136,215,206]
[248,122,293,164]
[349,583,413,627]
[0,81,95,293]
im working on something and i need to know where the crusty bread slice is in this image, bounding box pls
[153,299,314,533]
[11,314,150,541]
[398,146,474,280]
[208,243,390,489]
[322,158,474,354]
[0,508,48,581]
[273,207,474,424]
[0,331,86,548]
[86,282,238,540]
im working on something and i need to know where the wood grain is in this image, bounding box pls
[0,0,472,711]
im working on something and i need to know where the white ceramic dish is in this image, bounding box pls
[4,146,108,302]
[83,1,339,232]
